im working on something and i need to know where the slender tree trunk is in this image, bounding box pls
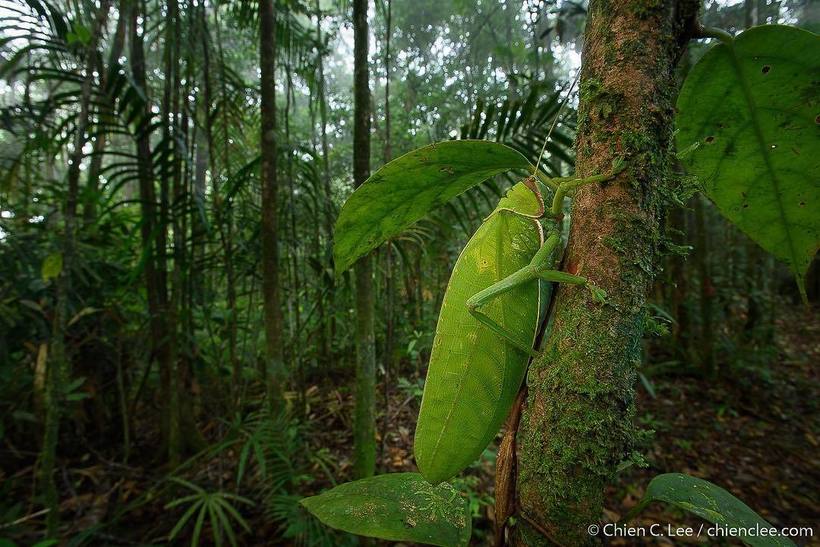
[260,0,285,409]
[198,0,214,307]
[352,0,376,479]
[83,7,126,226]
[284,67,306,405]
[41,2,110,534]
[307,71,328,384]
[668,203,690,350]
[514,0,699,543]
[380,0,394,465]
[214,7,239,396]
[695,195,716,376]
[193,115,208,307]
[315,0,335,363]
[129,0,174,464]
[160,0,182,467]
[382,0,392,165]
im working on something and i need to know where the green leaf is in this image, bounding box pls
[333,140,530,274]
[41,253,63,282]
[68,307,101,327]
[67,23,91,45]
[191,501,208,547]
[676,25,820,300]
[64,376,86,393]
[631,473,795,547]
[168,499,203,539]
[300,473,471,547]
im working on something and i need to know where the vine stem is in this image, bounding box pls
[696,24,734,45]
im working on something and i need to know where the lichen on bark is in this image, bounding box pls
[513,0,700,544]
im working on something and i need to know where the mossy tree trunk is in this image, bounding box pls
[352,0,376,479]
[514,0,699,543]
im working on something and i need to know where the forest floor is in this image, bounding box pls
[368,304,820,546]
[601,306,819,546]
[3,306,817,545]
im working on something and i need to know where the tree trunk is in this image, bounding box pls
[160,0,182,468]
[260,0,286,409]
[352,0,376,479]
[380,0,395,465]
[41,1,110,534]
[83,6,125,226]
[694,195,716,376]
[284,67,306,407]
[129,0,174,465]
[214,7,240,398]
[314,0,335,363]
[514,0,699,543]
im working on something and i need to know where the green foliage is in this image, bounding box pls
[300,473,471,547]
[676,25,820,299]
[630,473,796,547]
[165,478,254,547]
[415,180,543,484]
[397,376,425,400]
[40,253,62,282]
[66,23,91,45]
[333,140,530,274]
[459,84,576,176]
[0,540,56,547]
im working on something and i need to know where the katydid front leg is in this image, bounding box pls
[465,232,599,358]
[548,158,626,217]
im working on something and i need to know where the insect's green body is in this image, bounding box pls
[415,179,556,484]
[327,139,621,486]
[414,170,615,485]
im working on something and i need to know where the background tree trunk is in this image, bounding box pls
[352,0,376,479]
[260,0,285,410]
[514,0,699,543]
[128,0,176,464]
[41,2,110,533]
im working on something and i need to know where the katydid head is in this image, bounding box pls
[495,177,545,219]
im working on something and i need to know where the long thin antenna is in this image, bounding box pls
[533,67,581,176]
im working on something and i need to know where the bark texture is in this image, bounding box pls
[514,0,699,543]
[352,0,376,479]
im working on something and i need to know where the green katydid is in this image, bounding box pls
[414,165,621,485]
[330,138,622,485]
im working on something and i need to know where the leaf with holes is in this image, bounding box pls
[333,140,530,274]
[630,473,795,547]
[676,25,819,299]
[300,473,471,547]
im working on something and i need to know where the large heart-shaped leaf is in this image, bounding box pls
[630,473,795,547]
[333,140,530,274]
[300,473,471,547]
[676,25,819,299]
